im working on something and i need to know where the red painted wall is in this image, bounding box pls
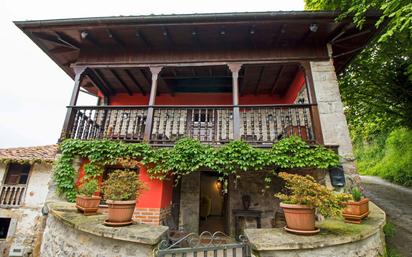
[76,159,173,209]
[108,72,306,106]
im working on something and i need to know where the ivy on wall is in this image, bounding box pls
[54,137,340,202]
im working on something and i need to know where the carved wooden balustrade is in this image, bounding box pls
[0,184,26,207]
[62,104,316,145]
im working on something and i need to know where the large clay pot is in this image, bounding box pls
[76,195,101,215]
[342,198,369,224]
[106,200,136,224]
[280,203,316,232]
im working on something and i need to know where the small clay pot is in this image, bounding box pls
[280,203,317,233]
[342,198,369,224]
[106,200,136,224]
[76,195,101,215]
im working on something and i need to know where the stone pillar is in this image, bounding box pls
[143,66,163,141]
[179,172,200,233]
[228,63,242,140]
[310,60,358,184]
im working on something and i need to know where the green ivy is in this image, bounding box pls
[54,137,340,202]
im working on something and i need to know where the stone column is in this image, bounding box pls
[228,63,242,140]
[143,66,163,141]
[309,60,358,183]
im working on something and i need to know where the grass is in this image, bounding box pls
[355,128,412,187]
[383,222,403,257]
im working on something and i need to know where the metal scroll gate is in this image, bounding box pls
[156,231,251,257]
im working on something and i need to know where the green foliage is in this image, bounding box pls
[351,187,362,202]
[54,137,340,202]
[102,170,145,201]
[77,179,98,197]
[304,0,412,43]
[383,222,396,238]
[356,128,412,187]
[275,172,352,217]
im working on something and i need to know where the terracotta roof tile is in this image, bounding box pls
[0,145,58,162]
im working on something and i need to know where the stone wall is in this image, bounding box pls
[41,215,155,257]
[178,172,200,233]
[228,169,328,236]
[0,162,52,257]
[310,60,359,184]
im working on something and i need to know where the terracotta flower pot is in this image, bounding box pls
[280,203,318,234]
[76,195,101,215]
[342,198,369,224]
[105,200,136,225]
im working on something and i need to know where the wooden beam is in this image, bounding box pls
[125,69,146,95]
[85,69,111,96]
[49,47,77,54]
[270,65,284,95]
[54,31,80,49]
[32,32,75,48]
[135,68,151,89]
[106,29,125,47]
[109,69,133,95]
[93,69,115,95]
[80,31,101,47]
[135,30,151,47]
[332,30,371,44]
[271,24,286,46]
[254,66,265,95]
[162,26,174,46]
[239,66,249,96]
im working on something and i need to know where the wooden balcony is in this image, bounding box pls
[0,184,26,207]
[61,104,318,146]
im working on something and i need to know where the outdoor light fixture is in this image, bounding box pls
[309,24,319,32]
[329,165,346,187]
[80,31,88,39]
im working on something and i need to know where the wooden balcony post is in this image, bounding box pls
[60,66,87,141]
[228,63,242,140]
[300,61,324,144]
[143,66,163,141]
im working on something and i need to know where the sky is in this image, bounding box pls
[0,0,304,148]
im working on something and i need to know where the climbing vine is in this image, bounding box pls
[54,137,339,202]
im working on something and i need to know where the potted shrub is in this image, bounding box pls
[76,178,101,215]
[275,172,351,235]
[102,170,145,226]
[342,187,369,224]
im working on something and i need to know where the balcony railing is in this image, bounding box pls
[0,185,26,207]
[62,104,316,145]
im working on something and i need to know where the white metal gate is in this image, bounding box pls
[156,231,251,257]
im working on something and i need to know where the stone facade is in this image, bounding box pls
[310,60,359,184]
[41,215,156,257]
[0,162,52,257]
[178,172,200,233]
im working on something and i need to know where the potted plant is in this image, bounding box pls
[102,170,145,226]
[76,178,101,215]
[275,172,351,235]
[342,187,369,224]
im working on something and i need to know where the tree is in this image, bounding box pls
[305,0,412,140]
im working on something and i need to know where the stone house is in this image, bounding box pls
[0,145,57,257]
[13,11,386,255]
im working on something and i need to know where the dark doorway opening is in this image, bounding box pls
[0,218,11,239]
[199,172,227,233]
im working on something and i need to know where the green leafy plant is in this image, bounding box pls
[351,187,363,202]
[102,170,145,201]
[78,179,99,197]
[275,172,352,217]
[54,137,340,202]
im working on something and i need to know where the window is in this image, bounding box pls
[4,164,31,185]
[0,218,11,239]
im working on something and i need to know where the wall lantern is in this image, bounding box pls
[329,165,345,187]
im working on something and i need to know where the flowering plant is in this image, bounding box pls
[275,172,352,217]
